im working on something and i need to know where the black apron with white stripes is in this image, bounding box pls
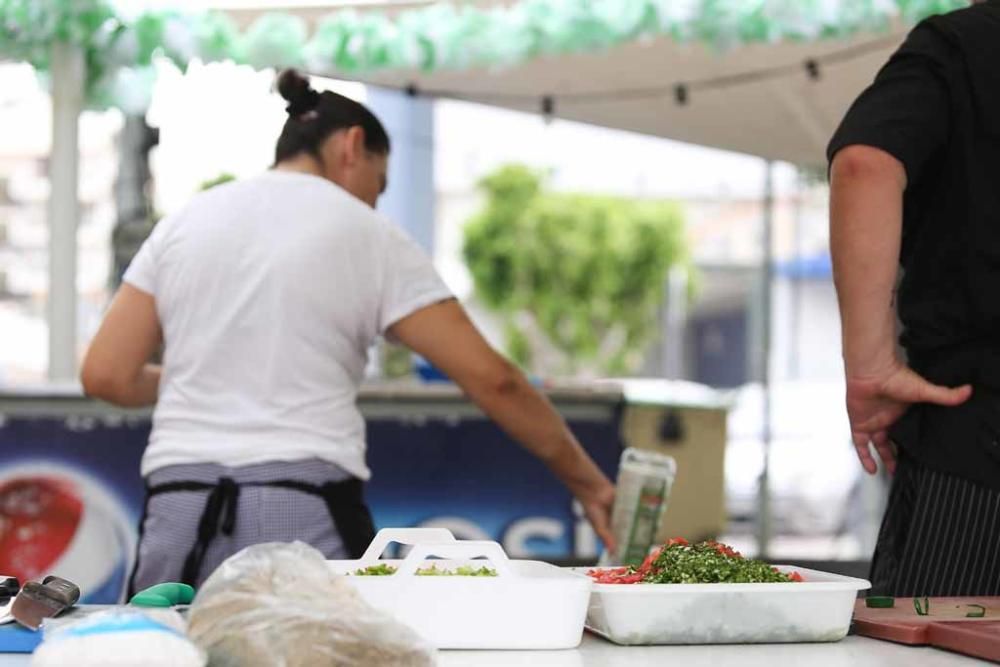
[871,449,1000,597]
[877,347,1000,596]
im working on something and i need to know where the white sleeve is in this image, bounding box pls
[377,222,454,334]
[122,230,159,296]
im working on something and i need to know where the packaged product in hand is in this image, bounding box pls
[603,447,677,567]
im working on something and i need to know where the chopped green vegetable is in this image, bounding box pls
[352,563,499,576]
[914,597,930,616]
[866,596,895,609]
[966,604,986,618]
[354,564,398,576]
[639,541,796,584]
[415,564,498,577]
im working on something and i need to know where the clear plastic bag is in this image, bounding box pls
[187,541,437,667]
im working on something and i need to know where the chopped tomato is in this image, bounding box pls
[588,567,626,577]
[789,571,804,583]
[587,567,644,585]
[666,537,689,547]
[704,540,741,559]
[638,547,663,575]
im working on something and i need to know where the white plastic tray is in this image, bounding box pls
[575,565,870,645]
[329,528,592,650]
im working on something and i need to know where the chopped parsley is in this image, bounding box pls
[589,538,802,585]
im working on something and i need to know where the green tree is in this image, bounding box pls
[463,165,690,376]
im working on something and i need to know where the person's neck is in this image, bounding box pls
[274,154,324,178]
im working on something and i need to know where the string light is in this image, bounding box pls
[541,95,555,122]
[673,84,689,106]
[350,33,898,116]
[805,59,821,81]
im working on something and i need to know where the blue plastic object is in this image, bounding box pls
[0,624,43,653]
[414,357,451,383]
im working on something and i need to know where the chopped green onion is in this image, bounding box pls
[416,564,498,577]
[354,564,398,576]
[914,597,930,616]
[966,604,986,619]
[866,596,895,608]
[354,563,499,576]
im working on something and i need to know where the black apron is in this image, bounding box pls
[126,476,376,596]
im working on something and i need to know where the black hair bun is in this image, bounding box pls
[277,69,321,116]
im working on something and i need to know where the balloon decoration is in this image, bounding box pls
[0,0,966,111]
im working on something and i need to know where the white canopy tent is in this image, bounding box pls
[339,30,901,166]
[217,2,905,166]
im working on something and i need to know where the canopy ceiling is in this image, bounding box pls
[215,1,914,165]
[344,27,902,166]
[0,1,941,164]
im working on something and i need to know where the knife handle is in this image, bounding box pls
[0,577,18,598]
[39,577,81,607]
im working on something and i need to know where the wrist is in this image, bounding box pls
[843,344,901,381]
[554,452,611,497]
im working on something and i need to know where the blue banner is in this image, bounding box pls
[0,408,622,603]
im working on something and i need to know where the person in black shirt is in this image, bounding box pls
[829,0,1000,596]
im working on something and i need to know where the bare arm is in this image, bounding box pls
[830,145,970,474]
[830,145,907,375]
[80,284,163,407]
[388,299,616,549]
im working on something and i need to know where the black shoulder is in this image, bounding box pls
[921,2,1000,49]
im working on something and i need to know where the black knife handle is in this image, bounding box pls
[0,577,18,598]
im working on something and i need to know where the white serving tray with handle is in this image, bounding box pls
[329,528,592,650]
[576,565,870,645]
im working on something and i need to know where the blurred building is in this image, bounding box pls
[0,65,120,385]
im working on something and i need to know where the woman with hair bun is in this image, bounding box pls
[82,69,616,592]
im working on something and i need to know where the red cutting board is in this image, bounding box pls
[853,597,1000,663]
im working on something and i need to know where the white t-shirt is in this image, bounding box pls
[123,170,453,479]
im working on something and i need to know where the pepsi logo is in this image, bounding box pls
[0,465,136,603]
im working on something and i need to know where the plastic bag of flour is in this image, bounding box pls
[32,609,205,667]
[187,541,436,667]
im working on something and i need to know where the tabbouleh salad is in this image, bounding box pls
[588,538,804,585]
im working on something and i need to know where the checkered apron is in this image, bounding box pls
[128,458,375,594]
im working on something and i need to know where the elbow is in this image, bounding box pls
[492,361,524,397]
[80,362,122,403]
[831,145,906,189]
[479,356,526,400]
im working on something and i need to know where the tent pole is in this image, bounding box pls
[47,42,84,381]
[757,160,775,558]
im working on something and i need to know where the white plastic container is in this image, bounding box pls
[577,565,870,645]
[329,528,592,650]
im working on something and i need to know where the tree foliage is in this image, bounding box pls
[463,165,690,376]
[199,173,237,191]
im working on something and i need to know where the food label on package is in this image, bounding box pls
[606,448,677,567]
